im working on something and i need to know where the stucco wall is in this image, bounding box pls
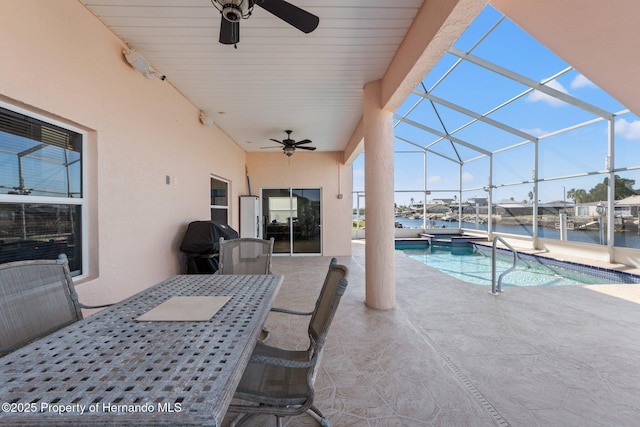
[245,151,352,257]
[0,1,246,304]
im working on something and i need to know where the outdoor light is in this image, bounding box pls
[199,111,214,127]
[123,48,166,80]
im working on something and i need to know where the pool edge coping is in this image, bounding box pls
[395,238,640,285]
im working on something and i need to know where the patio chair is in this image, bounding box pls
[0,254,112,357]
[217,237,277,340]
[268,257,338,317]
[217,237,274,275]
[228,262,349,427]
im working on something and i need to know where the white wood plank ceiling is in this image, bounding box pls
[79,0,423,153]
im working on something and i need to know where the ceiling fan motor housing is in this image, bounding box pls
[219,0,249,22]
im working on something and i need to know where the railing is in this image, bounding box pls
[491,236,518,295]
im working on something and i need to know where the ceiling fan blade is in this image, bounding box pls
[260,146,282,149]
[219,16,239,44]
[269,138,285,145]
[256,0,319,34]
[297,146,316,151]
[293,139,312,145]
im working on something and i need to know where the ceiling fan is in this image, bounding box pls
[212,0,319,46]
[262,130,316,156]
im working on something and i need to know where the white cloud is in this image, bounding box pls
[427,175,442,184]
[615,118,640,141]
[570,74,596,90]
[461,172,474,182]
[526,79,569,107]
[520,127,548,137]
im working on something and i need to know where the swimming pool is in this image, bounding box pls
[397,243,639,287]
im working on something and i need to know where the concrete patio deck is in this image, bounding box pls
[223,241,640,426]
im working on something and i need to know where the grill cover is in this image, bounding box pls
[180,221,239,274]
[180,221,239,254]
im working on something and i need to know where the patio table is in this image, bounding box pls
[0,273,282,426]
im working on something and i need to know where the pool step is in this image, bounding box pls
[419,233,488,247]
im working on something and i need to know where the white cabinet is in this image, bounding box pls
[240,195,262,238]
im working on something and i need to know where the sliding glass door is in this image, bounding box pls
[262,188,321,255]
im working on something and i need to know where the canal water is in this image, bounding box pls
[393,217,640,248]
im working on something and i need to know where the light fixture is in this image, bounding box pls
[283,146,295,157]
[199,111,215,127]
[212,0,253,23]
[123,48,166,80]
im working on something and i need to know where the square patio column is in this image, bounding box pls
[363,80,396,310]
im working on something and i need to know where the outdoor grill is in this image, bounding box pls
[180,221,238,274]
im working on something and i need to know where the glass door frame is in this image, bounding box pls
[261,187,322,256]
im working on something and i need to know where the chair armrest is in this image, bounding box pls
[249,353,315,368]
[77,302,115,310]
[270,307,313,316]
[70,291,114,310]
[249,342,315,368]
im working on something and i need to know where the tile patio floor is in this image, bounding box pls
[222,241,640,426]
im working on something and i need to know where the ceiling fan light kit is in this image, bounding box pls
[262,130,316,157]
[212,0,319,46]
[218,0,252,23]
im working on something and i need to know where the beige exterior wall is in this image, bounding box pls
[0,1,247,304]
[245,151,352,257]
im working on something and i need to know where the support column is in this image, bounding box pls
[363,80,396,310]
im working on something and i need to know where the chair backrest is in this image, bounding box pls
[217,237,274,275]
[308,262,348,353]
[0,255,83,357]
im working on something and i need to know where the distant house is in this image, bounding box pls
[432,198,455,205]
[574,198,639,219]
[539,201,574,216]
[614,195,640,218]
[494,203,531,217]
[426,204,450,214]
[575,202,607,217]
[467,197,488,206]
[494,201,576,217]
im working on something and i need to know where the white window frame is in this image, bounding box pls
[0,101,88,278]
[210,175,230,223]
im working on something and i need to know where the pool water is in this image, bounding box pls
[399,246,621,287]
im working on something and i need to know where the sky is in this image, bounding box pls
[0,132,81,198]
[352,6,640,208]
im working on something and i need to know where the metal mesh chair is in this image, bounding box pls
[0,254,112,357]
[269,257,337,317]
[228,262,349,427]
[217,237,275,275]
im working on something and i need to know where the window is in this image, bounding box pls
[0,105,85,275]
[210,176,229,223]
